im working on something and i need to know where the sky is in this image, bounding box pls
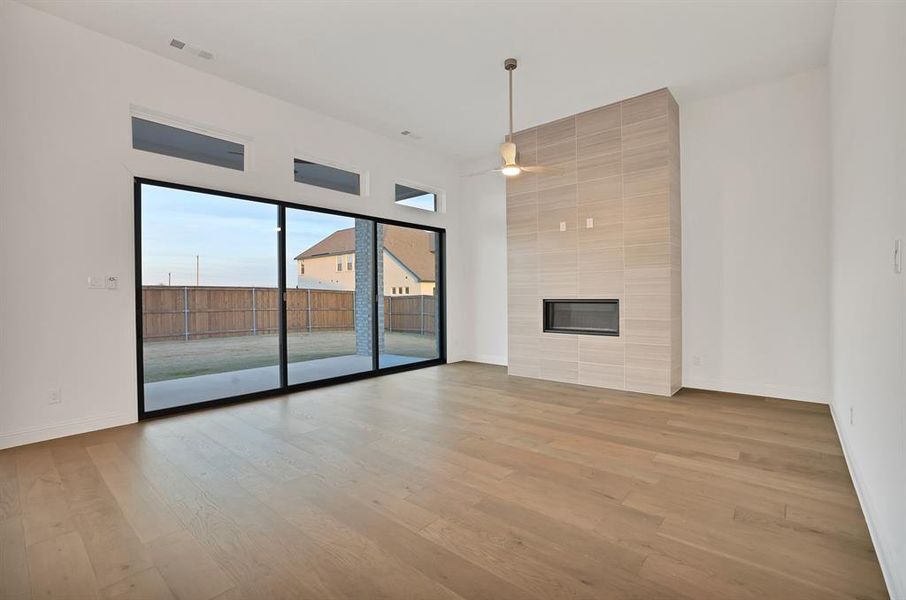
[396,193,435,211]
[141,184,354,287]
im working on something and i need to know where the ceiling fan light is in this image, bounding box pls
[501,164,522,177]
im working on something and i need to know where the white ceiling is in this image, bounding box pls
[22,0,836,162]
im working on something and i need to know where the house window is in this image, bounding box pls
[294,158,361,195]
[299,262,305,275]
[405,286,410,294]
[336,256,343,272]
[347,256,353,271]
[132,117,244,170]
[395,184,437,212]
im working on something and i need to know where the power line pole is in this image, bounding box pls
[195,255,200,287]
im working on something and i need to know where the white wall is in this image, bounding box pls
[0,1,467,449]
[828,1,906,595]
[458,156,508,365]
[681,68,831,402]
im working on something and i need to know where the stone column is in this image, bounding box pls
[354,220,384,356]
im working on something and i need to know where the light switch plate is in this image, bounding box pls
[88,276,105,289]
[586,217,594,229]
[106,276,118,289]
[559,221,566,232]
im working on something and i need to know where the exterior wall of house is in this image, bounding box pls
[382,253,432,296]
[296,254,355,290]
[297,252,434,296]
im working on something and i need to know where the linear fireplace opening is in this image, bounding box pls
[543,299,619,336]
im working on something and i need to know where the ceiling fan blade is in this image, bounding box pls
[522,164,563,175]
[465,166,502,177]
[500,142,517,165]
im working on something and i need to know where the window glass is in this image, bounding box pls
[294,159,361,195]
[395,184,436,211]
[379,223,440,367]
[132,117,244,170]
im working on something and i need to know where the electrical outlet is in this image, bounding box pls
[48,388,62,405]
[106,275,118,289]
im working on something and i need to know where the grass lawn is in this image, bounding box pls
[143,330,437,383]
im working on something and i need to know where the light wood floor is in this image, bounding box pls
[0,362,887,599]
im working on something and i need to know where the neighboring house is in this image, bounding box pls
[294,226,436,295]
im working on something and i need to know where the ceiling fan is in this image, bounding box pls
[472,58,560,178]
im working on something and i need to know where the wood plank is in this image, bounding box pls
[49,441,156,589]
[100,568,175,600]
[0,516,31,600]
[85,442,182,544]
[0,453,20,521]
[304,478,533,600]
[27,531,99,599]
[144,529,236,600]
[250,476,463,599]
[16,446,76,546]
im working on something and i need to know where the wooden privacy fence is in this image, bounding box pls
[384,295,436,335]
[142,286,435,341]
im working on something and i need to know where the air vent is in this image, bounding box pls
[168,38,214,60]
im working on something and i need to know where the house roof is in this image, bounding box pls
[295,226,436,281]
[295,227,356,260]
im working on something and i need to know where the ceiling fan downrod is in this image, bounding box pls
[504,58,517,142]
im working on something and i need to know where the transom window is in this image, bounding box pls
[294,158,361,195]
[132,117,244,171]
[395,184,437,212]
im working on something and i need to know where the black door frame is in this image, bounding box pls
[134,177,447,420]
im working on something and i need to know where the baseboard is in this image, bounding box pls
[0,412,136,450]
[466,354,508,367]
[682,375,828,404]
[829,403,899,599]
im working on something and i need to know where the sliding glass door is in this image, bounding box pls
[136,180,444,416]
[284,208,374,384]
[139,184,280,412]
[379,223,441,368]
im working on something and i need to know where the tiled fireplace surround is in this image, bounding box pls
[506,89,681,395]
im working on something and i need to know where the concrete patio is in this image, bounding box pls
[144,352,428,411]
